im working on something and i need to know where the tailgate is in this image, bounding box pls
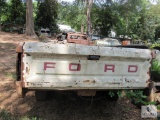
[21,42,151,90]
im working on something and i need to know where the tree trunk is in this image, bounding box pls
[86,0,93,39]
[25,0,36,37]
[0,16,1,31]
[81,0,87,34]
[81,24,84,34]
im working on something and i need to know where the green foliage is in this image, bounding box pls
[0,0,159,41]
[0,109,42,120]
[91,3,118,36]
[8,0,26,25]
[0,0,8,24]
[0,109,13,120]
[58,1,85,31]
[108,90,122,98]
[117,90,122,97]
[108,90,156,106]
[36,0,58,29]
[150,41,160,48]
[126,90,156,105]
[58,0,160,40]
[20,116,43,120]
[0,0,7,15]
[5,72,17,80]
[157,105,160,110]
[115,0,142,37]
[108,91,115,97]
[151,59,160,72]
[155,26,160,40]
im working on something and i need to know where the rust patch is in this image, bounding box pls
[16,42,24,53]
[67,32,90,45]
[83,80,95,83]
[21,53,25,87]
[151,50,156,59]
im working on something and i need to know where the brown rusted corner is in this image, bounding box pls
[21,53,25,87]
[67,32,90,45]
[16,42,25,53]
[15,81,27,98]
[151,50,156,59]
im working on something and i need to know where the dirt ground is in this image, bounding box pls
[0,32,155,120]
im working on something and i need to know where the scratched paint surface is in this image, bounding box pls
[22,42,151,90]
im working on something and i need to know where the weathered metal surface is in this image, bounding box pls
[23,42,151,58]
[151,50,156,59]
[16,42,24,53]
[67,33,89,45]
[22,42,152,90]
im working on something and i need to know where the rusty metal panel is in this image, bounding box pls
[67,33,89,45]
[16,42,24,53]
[22,42,151,90]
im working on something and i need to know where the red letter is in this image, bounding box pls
[44,62,56,70]
[69,63,81,71]
[128,65,138,72]
[104,64,115,72]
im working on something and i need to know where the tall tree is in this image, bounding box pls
[36,0,58,29]
[86,0,93,37]
[132,1,160,40]
[91,3,118,36]
[26,0,36,37]
[114,0,143,38]
[58,0,160,40]
[8,0,25,24]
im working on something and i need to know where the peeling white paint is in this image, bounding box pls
[22,42,151,90]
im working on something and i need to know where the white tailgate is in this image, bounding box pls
[22,42,151,90]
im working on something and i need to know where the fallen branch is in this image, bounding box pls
[2,62,11,69]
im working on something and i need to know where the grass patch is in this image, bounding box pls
[20,117,43,120]
[0,109,14,120]
[0,109,43,120]
[5,72,17,80]
[151,59,160,73]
